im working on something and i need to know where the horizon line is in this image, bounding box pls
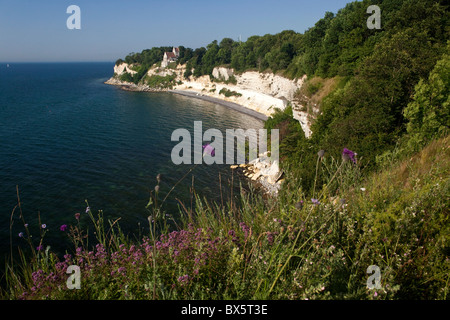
[0,61,115,64]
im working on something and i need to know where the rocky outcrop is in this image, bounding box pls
[147,63,185,79]
[113,63,137,76]
[231,152,284,196]
[212,67,234,81]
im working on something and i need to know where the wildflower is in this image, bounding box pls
[60,224,68,232]
[41,224,46,229]
[374,291,378,297]
[311,198,320,205]
[342,148,357,163]
[240,222,250,239]
[156,173,162,183]
[75,212,81,220]
[267,232,274,245]
[317,149,325,160]
[154,185,160,193]
[177,274,190,284]
[18,232,24,238]
[85,206,90,213]
[202,144,215,157]
[36,245,44,251]
[360,188,366,192]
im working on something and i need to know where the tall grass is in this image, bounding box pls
[1,136,449,299]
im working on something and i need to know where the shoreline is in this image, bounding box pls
[168,89,268,122]
[105,78,269,122]
[104,78,280,194]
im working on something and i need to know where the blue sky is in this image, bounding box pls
[0,0,356,62]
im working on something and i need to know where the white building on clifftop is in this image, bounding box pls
[161,47,180,68]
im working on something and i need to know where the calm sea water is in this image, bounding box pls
[0,62,263,257]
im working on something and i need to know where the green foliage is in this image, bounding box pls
[146,74,177,89]
[124,46,172,67]
[113,0,449,86]
[218,88,242,98]
[403,45,450,152]
[119,72,133,83]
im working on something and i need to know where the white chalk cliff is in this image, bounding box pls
[106,63,312,138]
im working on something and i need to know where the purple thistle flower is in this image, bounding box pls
[342,148,357,164]
[177,274,190,283]
[202,144,215,157]
[60,224,68,232]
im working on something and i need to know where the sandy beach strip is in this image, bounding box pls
[168,90,268,122]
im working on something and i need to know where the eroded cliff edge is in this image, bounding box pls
[105,62,314,138]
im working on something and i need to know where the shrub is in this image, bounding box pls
[146,74,177,89]
[218,88,242,98]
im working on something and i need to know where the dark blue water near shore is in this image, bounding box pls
[0,63,263,257]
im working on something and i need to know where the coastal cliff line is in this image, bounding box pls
[105,62,313,195]
[105,62,313,138]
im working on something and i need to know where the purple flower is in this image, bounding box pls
[342,148,357,163]
[74,212,81,220]
[18,232,24,238]
[85,206,90,213]
[202,144,215,157]
[36,245,44,251]
[267,232,274,245]
[311,198,320,205]
[240,222,250,239]
[41,224,46,229]
[178,274,189,281]
[60,224,68,232]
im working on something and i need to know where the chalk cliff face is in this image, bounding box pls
[179,67,311,137]
[113,62,137,75]
[106,63,312,137]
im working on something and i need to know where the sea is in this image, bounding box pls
[0,62,264,259]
